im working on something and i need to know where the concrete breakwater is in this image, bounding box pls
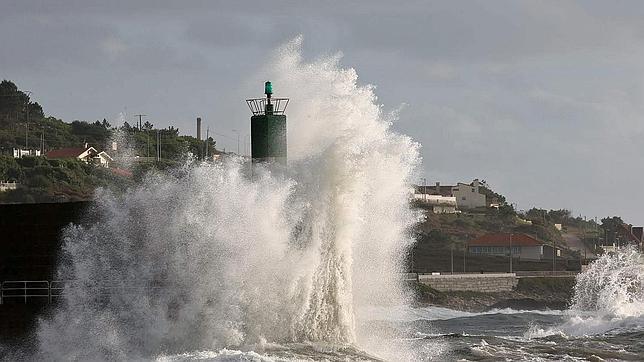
[419,273,518,292]
[414,275,577,311]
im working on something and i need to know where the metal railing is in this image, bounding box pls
[0,280,167,305]
[246,98,289,115]
[1,281,51,304]
[414,270,579,277]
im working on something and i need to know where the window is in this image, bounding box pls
[462,196,466,200]
[471,188,475,192]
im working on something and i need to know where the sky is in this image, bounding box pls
[1,0,643,223]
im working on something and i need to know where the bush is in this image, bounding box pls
[28,174,52,188]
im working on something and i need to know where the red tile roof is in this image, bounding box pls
[46,147,89,159]
[469,233,544,246]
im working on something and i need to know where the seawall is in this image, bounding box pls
[414,276,577,311]
[0,201,90,343]
[0,201,90,281]
[419,273,518,292]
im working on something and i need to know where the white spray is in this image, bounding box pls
[36,37,421,360]
[526,247,644,338]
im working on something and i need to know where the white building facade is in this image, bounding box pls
[451,179,486,209]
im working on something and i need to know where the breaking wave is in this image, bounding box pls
[34,37,426,360]
[526,247,644,338]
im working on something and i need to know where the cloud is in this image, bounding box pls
[3,1,644,222]
[101,36,128,59]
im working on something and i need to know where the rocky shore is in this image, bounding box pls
[412,276,576,312]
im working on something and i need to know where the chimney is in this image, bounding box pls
[197,117,202,141]
[435,181,440,193]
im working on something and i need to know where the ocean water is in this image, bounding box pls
[3,38,643,361]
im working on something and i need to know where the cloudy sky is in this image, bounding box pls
[2,1,643,223]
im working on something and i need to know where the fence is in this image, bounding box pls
[416,270,578,277]
[0,281,56,304]
[0,280,169,305]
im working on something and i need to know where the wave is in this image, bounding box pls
[359,305,564,323]
[32,37,424,360]
[526,248,644,338]
[155,342,383,362]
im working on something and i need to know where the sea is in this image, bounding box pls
[3,38,643,361]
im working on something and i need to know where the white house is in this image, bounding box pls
[12,148,41,158]
[46,146,113,168]
[413,193,458,214]
[451,179,487,209]
[0,181,17,192]
[95,151,113,168]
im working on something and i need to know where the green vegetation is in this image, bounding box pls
[116,121,217,161]
[0,156,132,203]
[416,205,565,253]
[0,80,112,152]
[0,80,224,203]
[412,186,586,273]
[412,179,637,273]
[515,276,575,295]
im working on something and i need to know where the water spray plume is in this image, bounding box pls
[34,38,423,360]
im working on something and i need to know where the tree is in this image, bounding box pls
[600,216,624,244]
[121,121,133,131]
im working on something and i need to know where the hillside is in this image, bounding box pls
[0,156,131,203]
[0,80,224,203]
[411,198,605,273]
[0,80,218,160]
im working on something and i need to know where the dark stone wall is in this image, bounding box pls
[0,201,91,281]
[0,202,90,344]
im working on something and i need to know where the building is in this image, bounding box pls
[452,179,486,209]
[468,233,560,261]
[46,146,113,168]
[601,224,644,252]
[12,148,41,158]
[413,193,457,213]
[0,181,17,192]
[418,182,455,197]
[414,179,488,210]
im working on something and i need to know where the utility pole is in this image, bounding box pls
[232,129,240,155]
[205,127,210,160]
[135,114,147,130]
[509,233,513,273]
[553,238,556,274]
[451,243,454,275]
[25,91,31,149]
[422,177,427,201]
[41,126,45,154]
[463,242,467,272]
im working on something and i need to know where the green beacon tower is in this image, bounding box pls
[246,81,288,164]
